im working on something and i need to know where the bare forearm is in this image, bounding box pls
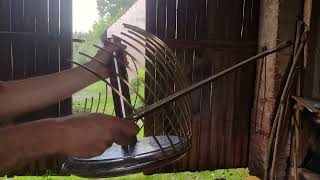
[0,119,61,173]
[0,61,108,118]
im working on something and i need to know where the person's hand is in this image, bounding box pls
[55,113,139,158]
[87,39,127,78]
[94,39,126,66]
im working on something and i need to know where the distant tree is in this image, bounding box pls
[97,0,137,19]
[73,0,137,63]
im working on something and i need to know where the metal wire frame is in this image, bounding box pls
[117,33,192,135]
[77,51,190,147]
[67,62,187,153]
[69,55,191,153]
[106,35,191,137]
[92,45,189,140]
[99,38,191,138]
[122,24,193,131]
[65,25,193,170]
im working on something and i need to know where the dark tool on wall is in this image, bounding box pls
[62,24,292,178]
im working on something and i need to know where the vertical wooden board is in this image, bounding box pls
[196,0,212,170]
[59,0,73,116]
[225,0,243,167]
[34,0,49,76]
[164,0,179,171]
[144,0,157,137]
[0,0,12,81]
[175,0,189,170]
[185,0,199,171]
[234,0,258,167]
[223,56,235,167]
[48,0,60,74]
[166,0,176,40]
[155,0,166,136]
[11,0,25,80]
[206,0,219,169]
[156,0,166,39]
[23,0,37,77]
[46,0,62,171]
[206,0,229,168]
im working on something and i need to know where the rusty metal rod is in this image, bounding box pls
[127,41,292,122]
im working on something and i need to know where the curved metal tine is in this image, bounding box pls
[83,98,88,112]
[87,45,185,131]
[115,71,187,143]
[110,35,171,86]
[92,44,140,107]
[108,74,168,152]
[125,31,185,84]
[101,39,191,137]
[79,49,177,149]
[123,24,189,93]
[115,73,145,104]
[142,113,183,144]
[111,35,192,135]
[77,52,139,112]
[122,30,191,131]
[109,36,173,100]
[121,32,192,127]
[102,38,175,107]
[96,92,101,112]
[102,84,108,114]
[121,32,177,80]
[124,24,190,89]
[124,30,192,112]
[124,27,191,109]
[89,96,94,112]
[137,81,184,142]
[126,30,191,114]
[92,48,189,142]
[123,24,176,58]
[66,59,135,111]
[125,30,175,66]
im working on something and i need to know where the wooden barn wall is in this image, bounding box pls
[146,0,259,171]
[0,0,72,175]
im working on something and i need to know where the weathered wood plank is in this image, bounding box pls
[34,0,49,76]
[197,0,211,170]
[144,0,157,138]
[59,0,73,117]
[185,0,200,171]
[0,0,12,81]
[175,0,189,171]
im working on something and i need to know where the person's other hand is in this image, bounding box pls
[55,113,139,158]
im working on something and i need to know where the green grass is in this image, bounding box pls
[2,168,250,180]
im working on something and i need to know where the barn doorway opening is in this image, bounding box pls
[72,0,146,137]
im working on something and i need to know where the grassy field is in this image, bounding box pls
[2,168,250,180]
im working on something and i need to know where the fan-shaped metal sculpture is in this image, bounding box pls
[63,24,192,178]
[63,24,292,178]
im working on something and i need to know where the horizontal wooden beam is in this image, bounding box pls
[0,32,61,41]
[0,32,82,45]
[164,39,258,50]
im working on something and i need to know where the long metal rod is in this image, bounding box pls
[127,41,292,121]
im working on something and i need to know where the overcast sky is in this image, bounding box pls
[73,0,99,32]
